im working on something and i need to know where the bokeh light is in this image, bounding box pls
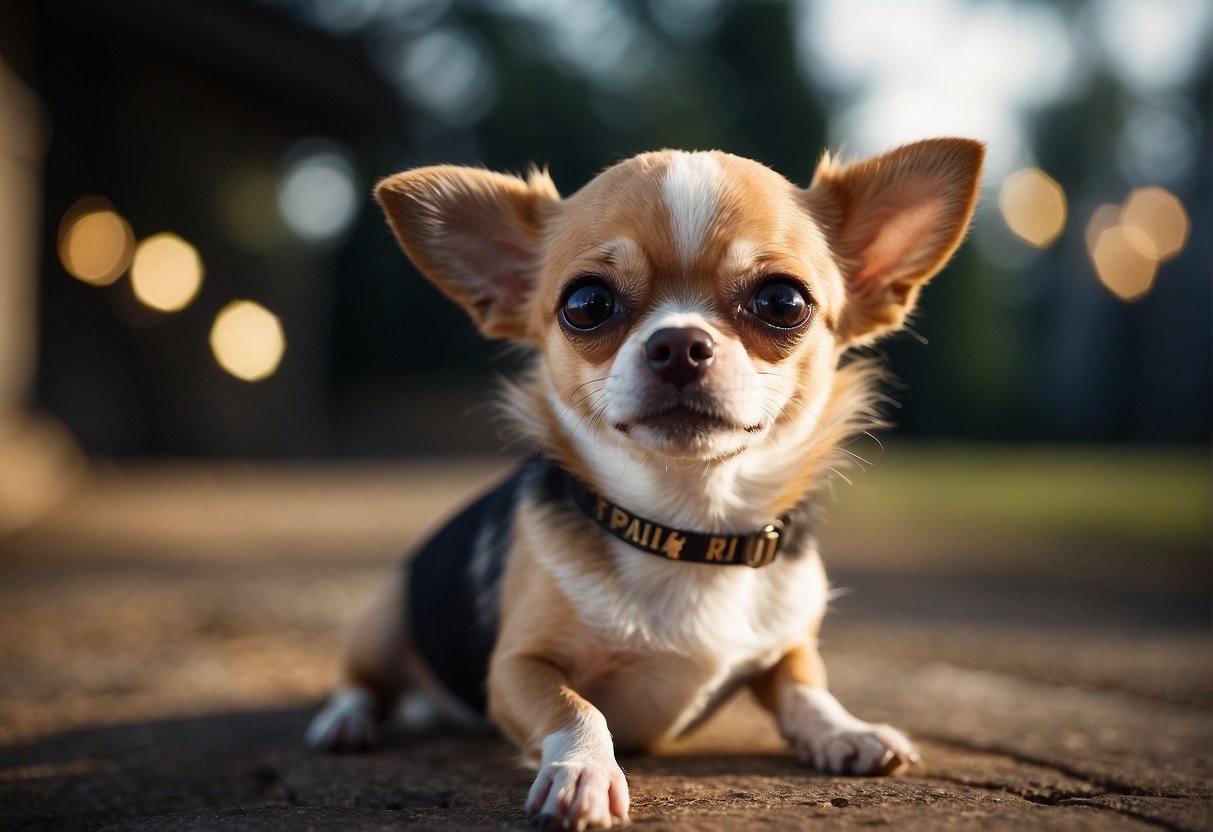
[58,198,134,286]
[277,139,359,245]
[1089,225,1158,302]
[650,0,726,41]
[209,301,286,382]
[1121,187,1189,261]
[300,0,390,34]
[216,169,285,253]
[1084,188,1189,303]
[1084,204,1121,254]
[1117,100,1201,185]
[130,233,204,312]
[388,26,497,124]
[999,168,1067,248]
[1094,0,1212,95]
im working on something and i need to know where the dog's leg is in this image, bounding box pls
[752,642,919,776]
[306,569,413,752]
[490,656,629,829]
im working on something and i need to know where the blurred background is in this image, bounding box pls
[0,0,1209,753]
[1,0,1209,464]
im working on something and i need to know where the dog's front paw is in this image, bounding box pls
[780,686,919,776]
[305,688,379,752]
[526,760,630,829]
[794,720,918,776]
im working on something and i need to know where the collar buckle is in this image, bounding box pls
[745,519,783,568]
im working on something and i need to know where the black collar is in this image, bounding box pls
[559,469,785,568]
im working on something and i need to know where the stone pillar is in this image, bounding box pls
[0,55,40,415]
[0,55,82,534]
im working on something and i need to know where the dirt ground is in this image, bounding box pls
[0,458,1209,830]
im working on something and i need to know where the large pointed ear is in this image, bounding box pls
[375,165,560,342]
[807,138,984,343]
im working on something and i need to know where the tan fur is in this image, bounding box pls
[487,523,597,755]
[375,166,559,341]
[751,641,829,713]
[771,357,890,516]
[313,140,984,828]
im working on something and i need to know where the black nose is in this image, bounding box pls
[644,327,715,388]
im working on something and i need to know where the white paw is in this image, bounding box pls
[526,760,630,830]
[305,688,379,752]
[793,720,918,775]
[780,686,919,776]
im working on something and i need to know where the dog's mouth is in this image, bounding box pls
[614,400,764,440]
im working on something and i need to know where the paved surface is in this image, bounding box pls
[0,458,1209,830]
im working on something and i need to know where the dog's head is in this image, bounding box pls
[377,141,982,463]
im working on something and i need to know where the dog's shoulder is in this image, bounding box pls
[408,458,544,712]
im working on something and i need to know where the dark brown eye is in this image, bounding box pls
[561,279,618,330]
[749,279,811,329]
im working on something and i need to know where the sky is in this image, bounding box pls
[796,0,1210,181]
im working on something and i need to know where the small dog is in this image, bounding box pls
[307,139,983,828]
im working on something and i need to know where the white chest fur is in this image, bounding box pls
[532,522,829,747]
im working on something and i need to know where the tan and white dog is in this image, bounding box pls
[307,139,984,829]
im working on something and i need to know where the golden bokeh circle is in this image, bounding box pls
[60,209,134,286]
[209,301,286,382]
[1090,226,1158,303]
[1121,187,1189,262]
[999,168,1067,248]
[130,233,204,312]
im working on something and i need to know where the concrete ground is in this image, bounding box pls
[0,455,1209,830]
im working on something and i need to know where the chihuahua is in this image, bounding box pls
[307,139,983,828]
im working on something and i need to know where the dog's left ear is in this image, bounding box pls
[375,165,560,342]
[807,138,984,343]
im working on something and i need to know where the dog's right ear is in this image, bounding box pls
[375,166,560,342]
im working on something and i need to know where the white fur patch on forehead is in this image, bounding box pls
[638,297,717,339]
[662,152,723,267]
